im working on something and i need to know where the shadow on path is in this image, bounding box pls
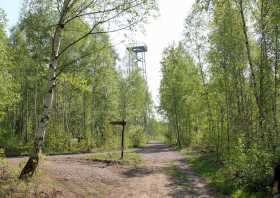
[122,142,215,198]
[166,159,214,198]
[135,143,177,154]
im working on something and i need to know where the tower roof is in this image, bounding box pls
[127,45,148,53]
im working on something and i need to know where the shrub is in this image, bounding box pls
[129,127,146,147]
[0,135,31,157]
[0,148,5,157]
[226,140,273,193]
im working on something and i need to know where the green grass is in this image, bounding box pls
[0,158,60,197]
[0,148,5,157]
[86,151,142,166]
[187,151,232,196]
[166,164,189,180]
[183,149,268,198]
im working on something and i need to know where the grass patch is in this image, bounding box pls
[183,149,268,198]
[165,164,193,192]
[166,163,193,188]
[0,158,61,197]
[86,151,142,166]
[187,151,232,196]
[166,164,189,181]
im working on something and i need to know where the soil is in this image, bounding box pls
[7,142,215,198]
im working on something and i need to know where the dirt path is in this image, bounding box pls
[7,142,214,198]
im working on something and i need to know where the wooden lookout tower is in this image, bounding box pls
[126,44,148,80]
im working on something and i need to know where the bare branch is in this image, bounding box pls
[56,52,93,77]
[58,2,142,57]
[65,0,99,24]
[64,0,140,25]
[90,19,140,35]
[58,23,99,57]
[56,0,62,13]
[57,40,122,77]
[64,6,120,24]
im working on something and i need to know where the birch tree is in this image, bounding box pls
[19,0,157,179]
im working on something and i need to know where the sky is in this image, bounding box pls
[0,0,195,106]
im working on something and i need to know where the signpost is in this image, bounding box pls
[110,120,126,160]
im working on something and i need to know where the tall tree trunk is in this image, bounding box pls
[259,0,270,146]
[19,0,70,179]
[225,82,231,155]
[174,101,181,147]
[25,90,29,144]
[196,44,214,145]
[238,0,269,147]
[221,55,231,155]
[238,0,260,107]
[83,92,86,133]
[273,25,279,151]
[34,80,38,134]
[12,108,17,136]
[219,105,225,160]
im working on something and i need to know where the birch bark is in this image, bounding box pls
[19,0,71,179]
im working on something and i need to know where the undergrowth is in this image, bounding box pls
[183,148,271,198]
[0,157,61,197]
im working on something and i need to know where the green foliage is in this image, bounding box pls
[0,158,60,197]
[186,150,231,194]
[226,142,273,193]
[159,43,203,146]
[186,148,269,198]
[160,0,280,197]
[129,126,147,147]
[0,132,31,157]
[158,0,280,196]
[0,148,5,158]
[0,11,19,122]
[166,164,190,182]
[44,131,72,153]
[148,119,167,142]
[120,68,153,148]
[0,0,155,157]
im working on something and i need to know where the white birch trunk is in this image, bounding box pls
[19,0,70,179]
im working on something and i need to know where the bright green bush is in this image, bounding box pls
[0,148,4,157]
[226,140,273,193]
[129,127,146,147]
[0,134,31,157]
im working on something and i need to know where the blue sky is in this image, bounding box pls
[0,0,22,29]
[0,0,195,105]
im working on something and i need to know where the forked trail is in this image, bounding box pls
[8,142,214,198]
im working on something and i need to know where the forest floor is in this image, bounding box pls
[7,142,215,198]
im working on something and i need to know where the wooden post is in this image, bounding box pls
[121,123,125,160]
[110,120,126,160]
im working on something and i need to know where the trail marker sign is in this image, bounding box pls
[110,120,126,159]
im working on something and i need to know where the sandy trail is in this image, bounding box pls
[7,142,214,198]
